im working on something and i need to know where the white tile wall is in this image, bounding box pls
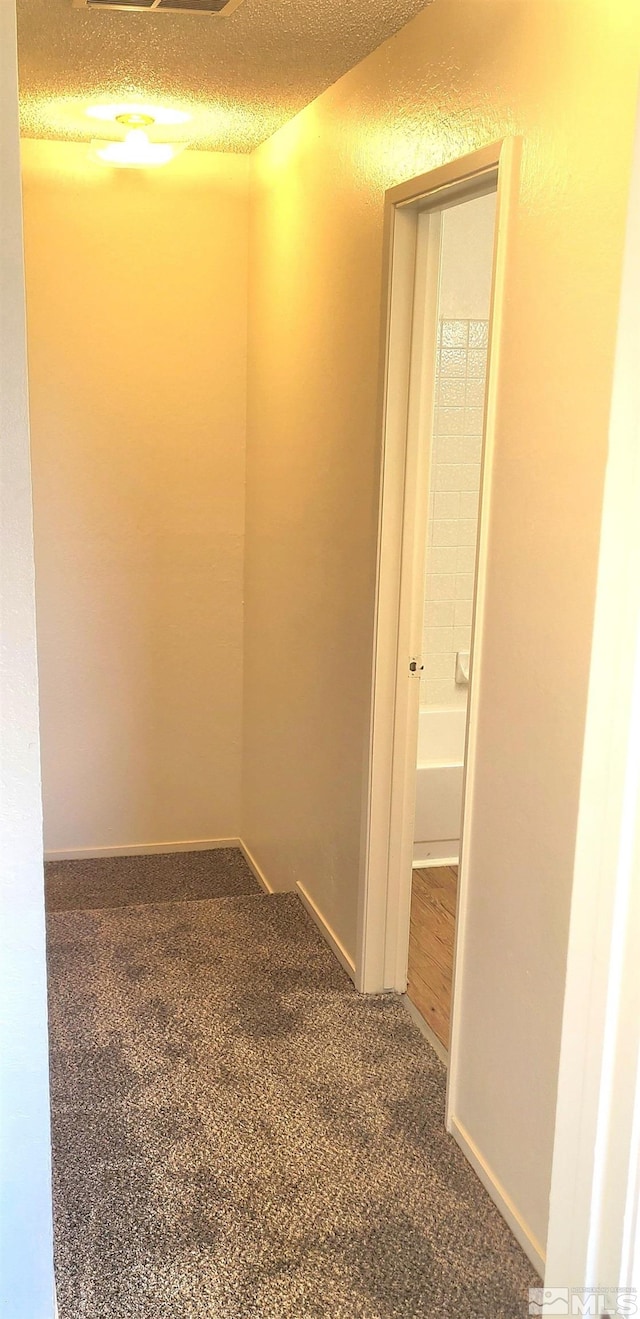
[421,318,488,710]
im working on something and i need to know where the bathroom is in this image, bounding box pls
[408,189,497,1051]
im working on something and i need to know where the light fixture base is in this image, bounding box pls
[115,112,155,128]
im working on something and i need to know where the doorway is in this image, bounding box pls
[356,137,540,1263]
[357,140,541,1263]
[407,187,497,1053]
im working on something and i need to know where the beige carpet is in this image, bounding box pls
[46,850,537,1317]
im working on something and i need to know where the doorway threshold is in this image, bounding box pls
[402,992,449,1067]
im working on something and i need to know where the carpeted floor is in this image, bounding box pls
[45,846,261,911]
[46,849,537,1318]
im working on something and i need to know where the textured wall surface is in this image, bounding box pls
[0,7,54,1316]
[244,0,640,1257]
[22,142,249,854]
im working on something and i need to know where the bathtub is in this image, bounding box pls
[413,708,466,866]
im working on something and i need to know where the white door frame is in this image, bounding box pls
[356,137,521,1003]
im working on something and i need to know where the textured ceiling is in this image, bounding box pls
[17,0,432,154]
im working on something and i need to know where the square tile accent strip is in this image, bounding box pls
[422,318,488,710]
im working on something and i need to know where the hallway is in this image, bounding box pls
[46,850,534,1317]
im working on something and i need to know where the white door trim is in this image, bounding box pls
[544,93,640,1304]
[356,138,521,1004]
[381,203,442,994]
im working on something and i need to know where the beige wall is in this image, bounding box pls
[22,141,249,854]
[244,0,640,1256]
[0,10,54,1314]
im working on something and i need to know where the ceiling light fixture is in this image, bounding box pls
[89,107,190,168]
[91,130,186,167]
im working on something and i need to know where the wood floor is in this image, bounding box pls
[407,865,458,1051]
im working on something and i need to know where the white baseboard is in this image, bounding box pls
[237,840,274,895]
[236,847,357,989]
[44,837,240,862]
[296,880,356,984]
[401,993,449,1067]
[448,1114,545,1277]
[412,855,459,869]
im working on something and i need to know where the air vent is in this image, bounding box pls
[74,0,244,14]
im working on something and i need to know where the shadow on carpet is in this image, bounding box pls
[46,885,538,1318]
